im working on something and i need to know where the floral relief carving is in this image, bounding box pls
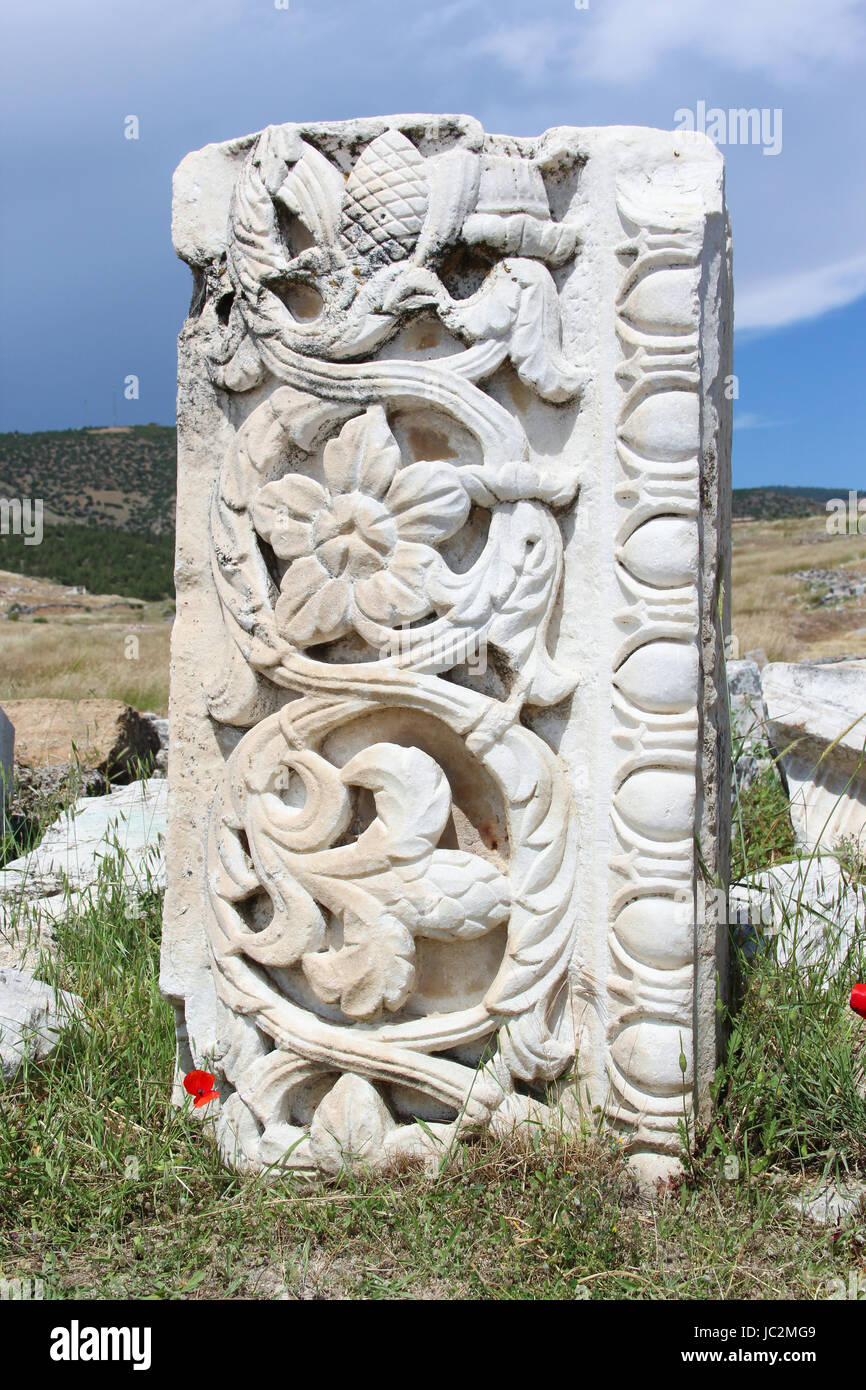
[252,407,470,644]
[193,119,589,1172]
[165,116,729,1177]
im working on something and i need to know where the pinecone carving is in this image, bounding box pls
[340,130,428,269]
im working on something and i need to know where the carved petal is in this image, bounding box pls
[322,406,400,499]
[385,461,470,544]
[309,1075,395,1174]
[275,558,351,645]
[276,142,346,252]
[251,474,326,559]
[353,541,437,626]
[342,743,452,859]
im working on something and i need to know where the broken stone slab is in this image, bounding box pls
[730,851,865,973]
[163,115,732,1179]
[0,895,62,974]
[4,699,160,781]
[762,659,866,851]
[0,778,167,900]
[794,1182,866,1226]
[0,965,84,1081]
[0,706,12,834]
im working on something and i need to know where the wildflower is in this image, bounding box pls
[849,983,866,1019]
[183,1069,220,1108]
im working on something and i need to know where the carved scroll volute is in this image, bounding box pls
[185,118,591,1174]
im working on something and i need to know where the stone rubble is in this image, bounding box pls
[0,965,84,1082]
[762,657,866,851]
[730,851,865,975]
[3,698,160,781]
[726,654,866,971]
[792,568,866,608]
[0,780,167,974]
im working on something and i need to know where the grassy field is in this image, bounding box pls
[0,621,171,712]
[0,570,172,712]
[0,778,865,1300]
[731,515,866,662]
[1,513,864,717]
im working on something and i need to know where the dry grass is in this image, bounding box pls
[0,620,171,712]
[1,514,863,721]
[731,516,866,661]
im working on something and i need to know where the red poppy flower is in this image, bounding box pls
[183,1069,220,1108]
[850,984,866,1020]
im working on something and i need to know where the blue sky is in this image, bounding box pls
[0,0,864,488]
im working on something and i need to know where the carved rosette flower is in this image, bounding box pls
[251,405,470,645]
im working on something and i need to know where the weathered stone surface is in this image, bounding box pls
[0,706,12,832]
[309,1075,396,1174]
[795,1181,866,1227]
[0,966,83,1081]
[730,852,865,972]
[727,658,762,699]
[726,657,775,794]
[762,659,866,850]
[0,779,167,898]
[728,656,769,746]
[141,713,170,776]
[163,116,732,1175]
[4,699,160,779]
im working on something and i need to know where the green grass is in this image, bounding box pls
[2,681,866,1300]
[0,830,864,1300]
[731,750,797,882]
[836,833,866,886]
[707,936,866,1177]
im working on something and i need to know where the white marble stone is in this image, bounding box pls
[730,851,865,973]
[163,116,732,1175]
[763,659,866,851]
[0,779,167,897]
[0,966,83,1082]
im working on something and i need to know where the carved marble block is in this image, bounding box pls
[162,116,732,1178]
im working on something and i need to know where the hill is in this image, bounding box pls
[1,427,857,597]
[732,485,849,521]
[0,425,176,598]
[0,425,176,535]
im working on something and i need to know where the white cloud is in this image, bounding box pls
[475,22,563,83]
[733,412,783,432]
[736,252,866,330]
[579,0,866,84]
[474,0,866,85]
